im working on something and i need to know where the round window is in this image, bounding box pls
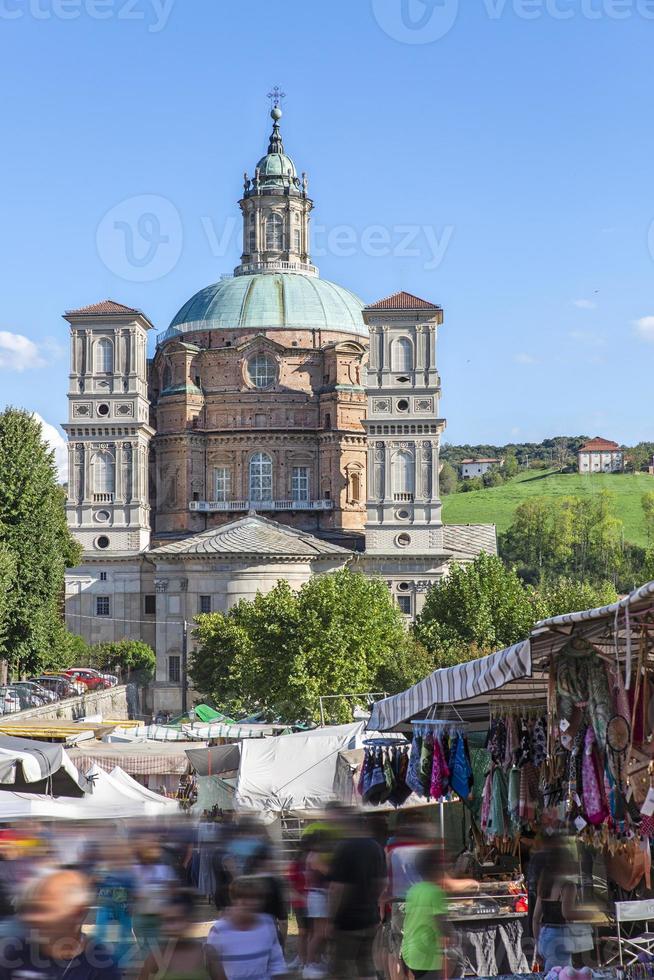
[396,533,411,548]
[398,582,411,592]
[397,399,410,412]
[395,509,410,521]
[94,510,111,523]
[97,403,110,416]
[247,354,276,389]
[96,535,110,550]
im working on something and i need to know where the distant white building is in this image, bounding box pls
[577,438,624,474]
[460,458,503,479]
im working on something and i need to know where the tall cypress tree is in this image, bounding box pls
[0,409,81,677]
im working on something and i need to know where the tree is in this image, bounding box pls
[539,578,618,619]
[0,544,16,666]
[500,498,573,580]
[414,553,543,665]
[190,570,424,724]
[0,409,82,677]
[439,461,458,495]
[91,639,156,684]
[500,453,519,480]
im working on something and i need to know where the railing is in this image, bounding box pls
[190,499,334,513]
[393,493,414,502]
[93,493,115,503]
[234,260,319,277]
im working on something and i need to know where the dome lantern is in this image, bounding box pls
[235,97,316,278]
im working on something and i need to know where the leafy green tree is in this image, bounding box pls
[501,498,573,579]
[460,476,483,493]
[0,409,82,678]
[414,553,543,665]
[190,570,422,724]
[500,453,519,479]
[0,544,16,666]
[91,639,156,683]
[439,461,458,495]
[539,578,618,619]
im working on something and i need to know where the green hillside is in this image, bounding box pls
[442,470,654,547]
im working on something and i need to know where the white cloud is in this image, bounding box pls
[514,352,537,365]
[635,316,654,342]
[573,299,597,310]
[0,331,46,371]
[32,413,67,484]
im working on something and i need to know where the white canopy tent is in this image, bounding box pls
[235,723,367,816]
[0,765,178,821]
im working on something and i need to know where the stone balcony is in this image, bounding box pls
[189,499,334,513]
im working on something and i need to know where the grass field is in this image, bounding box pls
[441,470,654,547]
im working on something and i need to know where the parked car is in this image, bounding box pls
[11,681,56,704]
[30,676,81,699]
[41,672,86,695]
[0,688,22,714]
[62,668,111,691]
[101,673,119,687]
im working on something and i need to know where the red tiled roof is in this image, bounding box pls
[578,437,621,453]
[365,291,441,311]
[461,458,502,465]
[65,299,142,316]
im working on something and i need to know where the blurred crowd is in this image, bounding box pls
[0,809,595,979]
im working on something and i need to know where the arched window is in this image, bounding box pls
[249,452,273,502]
[349,470,362,503]
[266,213,284,251]
[95,338,113,374]
[392,337,413,373]
[92,452,115,496]
[294,228,301,253]
[392,451,414,497]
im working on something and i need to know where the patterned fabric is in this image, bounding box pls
[581,726,608,826]
[557,644,612,748]
[486,768,508,837]
[450,734,473,801]
[515,717,531,768]
[531,716,548,768]
[406,730,424,796]
[368,640,532,732]
[481,770,493,830]
[429,734,449,801]
[419,733,434,796]
[519,762,539,824]
[507,767,521,831]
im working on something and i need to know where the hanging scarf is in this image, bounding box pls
[486,768,508,838]
[582,726,608,826]
[419,732,434,797]
[481,770,493,831]
[406,729,424,796]
[518,762,539,824]
[531,716,548,769]
[430,734,449,801]
[389,749,412,808]
[507,767,521,831]
[450,734,473,801]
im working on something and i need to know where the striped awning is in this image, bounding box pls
[367,640,532,732]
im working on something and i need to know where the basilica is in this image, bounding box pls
[63,104,496,713]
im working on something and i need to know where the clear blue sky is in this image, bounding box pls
[1,0,653,460]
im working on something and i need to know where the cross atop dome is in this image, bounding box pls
[267,85,286,110]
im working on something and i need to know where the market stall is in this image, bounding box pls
[365,580,654,976]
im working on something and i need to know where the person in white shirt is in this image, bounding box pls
[205,876,287,980]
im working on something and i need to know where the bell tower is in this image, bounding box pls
[62,299,155,556]
[234,93,316,278]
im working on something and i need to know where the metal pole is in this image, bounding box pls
[181,620,188,715]
[319,697,325,727]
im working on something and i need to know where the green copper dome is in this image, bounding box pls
[163,272,367,341]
